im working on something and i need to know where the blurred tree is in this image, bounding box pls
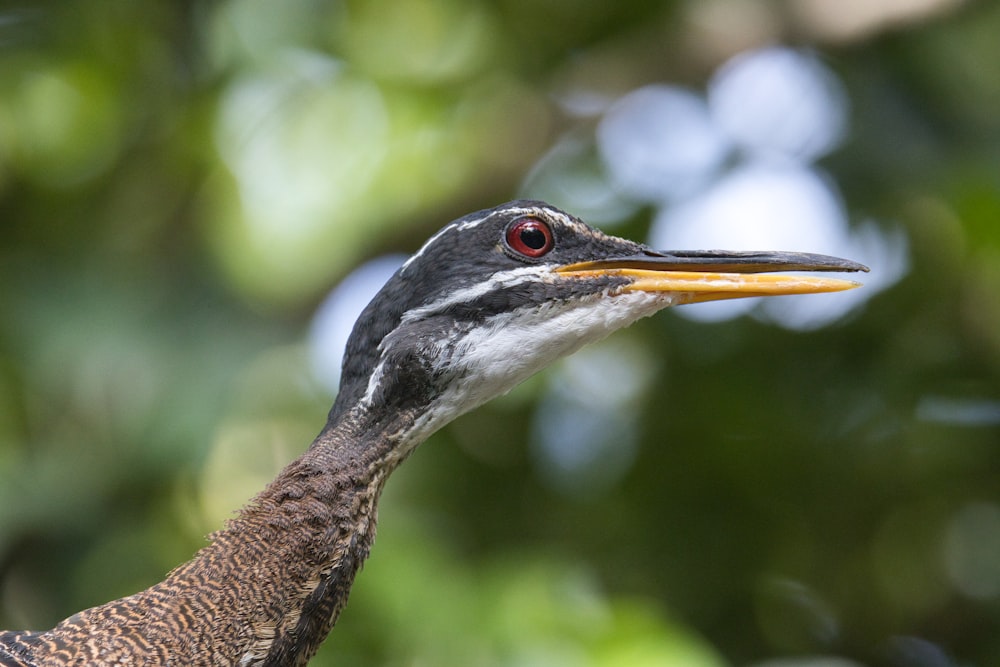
[2,0,1000,665]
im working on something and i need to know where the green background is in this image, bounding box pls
[2,1,1000,665]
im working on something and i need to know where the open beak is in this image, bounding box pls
[556,250,869,305]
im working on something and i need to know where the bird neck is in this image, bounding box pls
[123,403,423,665]
[6,401,427,666]
[207,405,418,663]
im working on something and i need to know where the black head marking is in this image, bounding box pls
[327,200,649,422]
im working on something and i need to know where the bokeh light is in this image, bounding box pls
[530,338,658,497]
[597,85,730,203]
[520,134,636,227]
[310,255,406,394]
[944,502,1000,600]
[590,47,907,328]
[210,57,391,303]
[708,47,848,163]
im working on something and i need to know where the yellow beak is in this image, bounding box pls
[556,250,867,305]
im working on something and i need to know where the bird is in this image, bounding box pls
[0,200,867,666]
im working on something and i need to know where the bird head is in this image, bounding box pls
[329,200,867,447]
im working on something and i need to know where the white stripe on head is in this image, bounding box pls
[398,205,584,276]
[399,265,552,324]
[399,210,495,275]
[399,223,459,275]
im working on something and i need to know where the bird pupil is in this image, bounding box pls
[520,226,546,249]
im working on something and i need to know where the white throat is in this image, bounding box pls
[382,288,678,460]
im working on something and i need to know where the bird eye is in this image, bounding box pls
[505,217,554,258]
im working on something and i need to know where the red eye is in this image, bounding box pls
[505,217,554,258]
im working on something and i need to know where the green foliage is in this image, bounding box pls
[2,1,1000,665]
